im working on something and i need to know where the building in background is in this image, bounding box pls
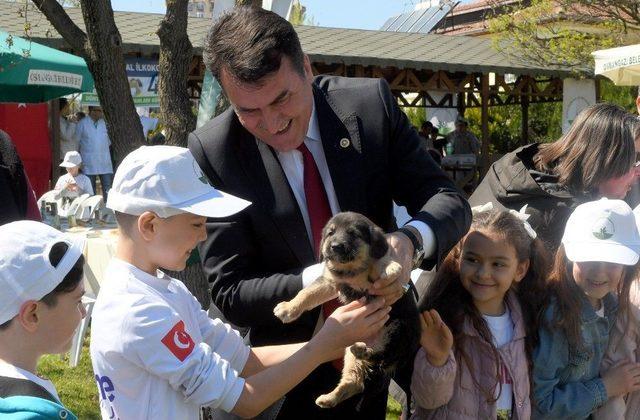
[187,0,215,19]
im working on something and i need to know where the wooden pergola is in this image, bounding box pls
[0,2,576,175]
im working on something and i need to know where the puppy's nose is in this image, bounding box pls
[330,242,346,254]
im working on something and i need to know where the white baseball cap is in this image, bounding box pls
[106,145,251,218]
[0,221,86,325]
[59,151,82,168]
[562,198,640,265]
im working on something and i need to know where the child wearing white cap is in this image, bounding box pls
[0,221,86,420]
[54,151,93,198]
[596,204,640,420]
[90,145,390,419]
[532,198,640,419]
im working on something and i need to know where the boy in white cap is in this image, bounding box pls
[90,146,390,419]
[55,151,94,198]
[0,221,86,420]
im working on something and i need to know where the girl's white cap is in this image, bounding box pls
[562,198,640,265]
[59,151,82,168]
[0,221,85,325]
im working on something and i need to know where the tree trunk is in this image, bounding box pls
[157,0,196,146]
[236,0,262,6]
[78,0,144,162]
[32,0,145,163]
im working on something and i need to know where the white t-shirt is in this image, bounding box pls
[54,173,94,197]
[483,308,514,419]
[90,259,250,420]
[0,360,60,402]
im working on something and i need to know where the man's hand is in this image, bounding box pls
[370,232,413,305]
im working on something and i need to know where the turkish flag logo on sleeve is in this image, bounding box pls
[161,320,195,362]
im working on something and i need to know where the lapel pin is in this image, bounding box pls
[339,138,350,148]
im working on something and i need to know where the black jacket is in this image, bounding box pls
[0,130,28,225]
[469,143,586,250]
[189,75,471,418]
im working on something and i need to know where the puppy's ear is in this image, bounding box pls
[369,225,388,259]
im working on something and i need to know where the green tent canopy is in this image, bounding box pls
[0,30,94,103]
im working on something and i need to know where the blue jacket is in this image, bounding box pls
[532,293,617,419]
[0,396,77,420]
[0,375,77,420]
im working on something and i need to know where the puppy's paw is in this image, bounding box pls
[350,342,373,360]
[384,261,402,279]
[315,393,338,409]
[273,302,302,323]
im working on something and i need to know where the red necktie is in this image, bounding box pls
[298,142,343,369]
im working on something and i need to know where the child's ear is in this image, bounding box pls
[514,259,530,283]
[17,301,40,333]
[369,226,389,259]
[138,211,159,241]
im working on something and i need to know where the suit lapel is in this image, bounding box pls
[314,85,366,215]
[234,125,315,265]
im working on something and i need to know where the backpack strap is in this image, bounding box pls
[0,376,58,403]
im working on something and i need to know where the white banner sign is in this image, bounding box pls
[28,70,83,89]
[562,78,596,134]
[82,58,159,107]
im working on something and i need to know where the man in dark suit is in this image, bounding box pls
[188,7,471,419]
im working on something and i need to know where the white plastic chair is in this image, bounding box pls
[69,294,96,367]
[75,194,103,221]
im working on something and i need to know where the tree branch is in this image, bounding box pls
[30,0,87,54]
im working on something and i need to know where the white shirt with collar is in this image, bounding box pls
[274,103,436,286]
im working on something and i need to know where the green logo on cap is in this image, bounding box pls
[592,217,614,240]
[193,160,212,186]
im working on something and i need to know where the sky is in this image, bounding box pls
[109,0,441,30]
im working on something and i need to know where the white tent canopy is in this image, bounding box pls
[593,44,640,85]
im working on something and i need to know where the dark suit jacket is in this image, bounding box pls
[188,75,471,418]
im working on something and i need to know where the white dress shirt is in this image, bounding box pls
[273,104,436,286]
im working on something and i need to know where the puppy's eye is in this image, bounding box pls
[327,227,335,235]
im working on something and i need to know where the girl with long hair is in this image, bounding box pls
[533,199,640,419]
[410,205,550,419]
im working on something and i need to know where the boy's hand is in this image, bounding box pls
[419,309,453,367]
[317,297,390,352]
[603,361,640,398]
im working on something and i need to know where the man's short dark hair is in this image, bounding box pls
[421,121,433,130]
[0,242,84,330]
[203,6,306,85]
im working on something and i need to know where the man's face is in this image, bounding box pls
[220,56,314,152]
[90,108,103,122]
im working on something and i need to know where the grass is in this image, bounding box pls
[37,336,100,419]
[36,333,402,419]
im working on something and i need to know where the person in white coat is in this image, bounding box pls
[76,106,113,201]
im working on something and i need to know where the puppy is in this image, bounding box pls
[273,212,421,408]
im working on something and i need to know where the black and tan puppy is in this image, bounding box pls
[273,212,421,408]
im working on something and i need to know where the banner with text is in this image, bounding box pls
[82,58,159,107]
